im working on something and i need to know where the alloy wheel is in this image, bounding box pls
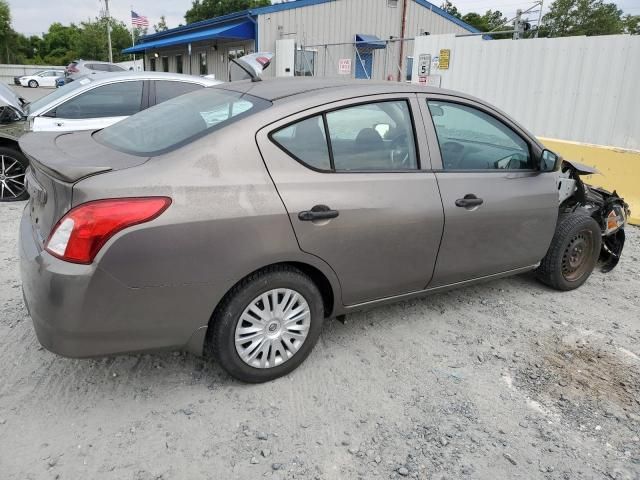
[0,155,27,201]
[234,288,311,369]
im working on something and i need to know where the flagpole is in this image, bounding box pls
[130,5,136,62]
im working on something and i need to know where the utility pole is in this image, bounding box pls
[535,0,544,38]
[513,9,523,40]
[105,0,114,63]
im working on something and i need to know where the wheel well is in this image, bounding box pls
[0,137,20,151]
[284,262,335,318]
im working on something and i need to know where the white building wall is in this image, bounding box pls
[257,0,470,79]
[411,34,640,150]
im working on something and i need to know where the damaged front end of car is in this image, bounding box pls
[557,160,630,273]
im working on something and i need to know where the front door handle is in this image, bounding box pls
[455,194,484,208]
[298,205,339,221]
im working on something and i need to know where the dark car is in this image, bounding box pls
[19,78,629,383]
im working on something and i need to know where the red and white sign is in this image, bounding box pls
[338,59,352,75]
[418,76,427,85]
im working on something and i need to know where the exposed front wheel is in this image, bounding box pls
[0,147,29,202]
[28,80,38,88]
[208,266,324,383]
[536,213,602,291]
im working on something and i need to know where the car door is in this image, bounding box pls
[418,94,558,287]
[32,80,147,132]
[257,95,445,306]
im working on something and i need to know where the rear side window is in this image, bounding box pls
[53,81,143,119]
[271,100,418,172]
[96,88,271,156]
[155,81,203,104]
[272,116,331,170]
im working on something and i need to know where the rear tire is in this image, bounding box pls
[208,266,324,383]
[0,147,29,202]
[536,213,601,291]
[28,80,38,88]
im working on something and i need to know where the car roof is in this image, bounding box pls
[219,77,450,102]
[79,71,222,85]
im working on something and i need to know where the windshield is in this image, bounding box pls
[25,76,93,115]
[95,88,271,156]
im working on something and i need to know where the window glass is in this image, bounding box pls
[90,64,110,72]
[199,52,207,75]
[108,64,125,72]
[96,89,271,156]
[149,58,156,71]
[161,56,169,72]
[326,101,417,171]
[155,81,203,104]
[295,50,316,76]
[176,55,183,74]
[272,115,331,170]
[428,101,532,170]
[54,81,143,119]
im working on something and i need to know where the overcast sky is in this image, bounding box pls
[7,0,640,37]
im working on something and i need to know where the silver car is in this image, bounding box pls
[19,79,629,383]
[0,73,221,201]
[65,60,126,81]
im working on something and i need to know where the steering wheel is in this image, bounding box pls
[389,133,410,168]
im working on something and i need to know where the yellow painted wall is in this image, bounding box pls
[539,137,640,225]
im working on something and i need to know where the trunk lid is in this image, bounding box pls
[19,130,150,245]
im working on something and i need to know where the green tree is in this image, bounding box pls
[0,0,11,63]
[541,0,624,37]
[185,0,271,24]
[153,15,169,32]
[623,14,639,34]
[461,10,508,32]
[440,1,461,19]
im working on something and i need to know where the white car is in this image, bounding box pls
[19,70,65,88]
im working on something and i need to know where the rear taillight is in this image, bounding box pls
[66,64,79,73]
[45,197,171,264]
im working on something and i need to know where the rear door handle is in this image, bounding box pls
[298,205,339,221]
[455,194,484,208]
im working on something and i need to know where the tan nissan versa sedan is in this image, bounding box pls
[19,78,629,383]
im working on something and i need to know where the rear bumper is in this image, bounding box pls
[19,207,209,358]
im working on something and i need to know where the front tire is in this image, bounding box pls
[28,80,38,88]
[536,213,601,291]
[208,266,324,383]
[0,147,29,202]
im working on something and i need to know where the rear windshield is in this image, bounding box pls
[95,88,270,156]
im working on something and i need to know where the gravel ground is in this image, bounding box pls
[1,201,640,478]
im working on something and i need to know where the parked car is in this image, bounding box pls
[18,69,65,88]
[18,78,629,383]
[65,60,126,81]
[0,72,221,201]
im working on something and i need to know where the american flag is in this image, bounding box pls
[131,11,149,28]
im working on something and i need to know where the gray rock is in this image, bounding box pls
[398,466,409,476]
[503,453,517,465]
[256,432,268,440]
[250,457,259,464]
[272,463,284,471]
[261,449,271,458]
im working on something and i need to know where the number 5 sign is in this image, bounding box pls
[418,54,431,76]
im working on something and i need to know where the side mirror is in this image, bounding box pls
[539,149,560,172]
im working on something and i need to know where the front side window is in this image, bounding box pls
[96,89,271,156]
[53,81,143,119]
[271,100,418,172]
[428,100,532,170]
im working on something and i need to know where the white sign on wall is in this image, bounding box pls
[338,58,352,75]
